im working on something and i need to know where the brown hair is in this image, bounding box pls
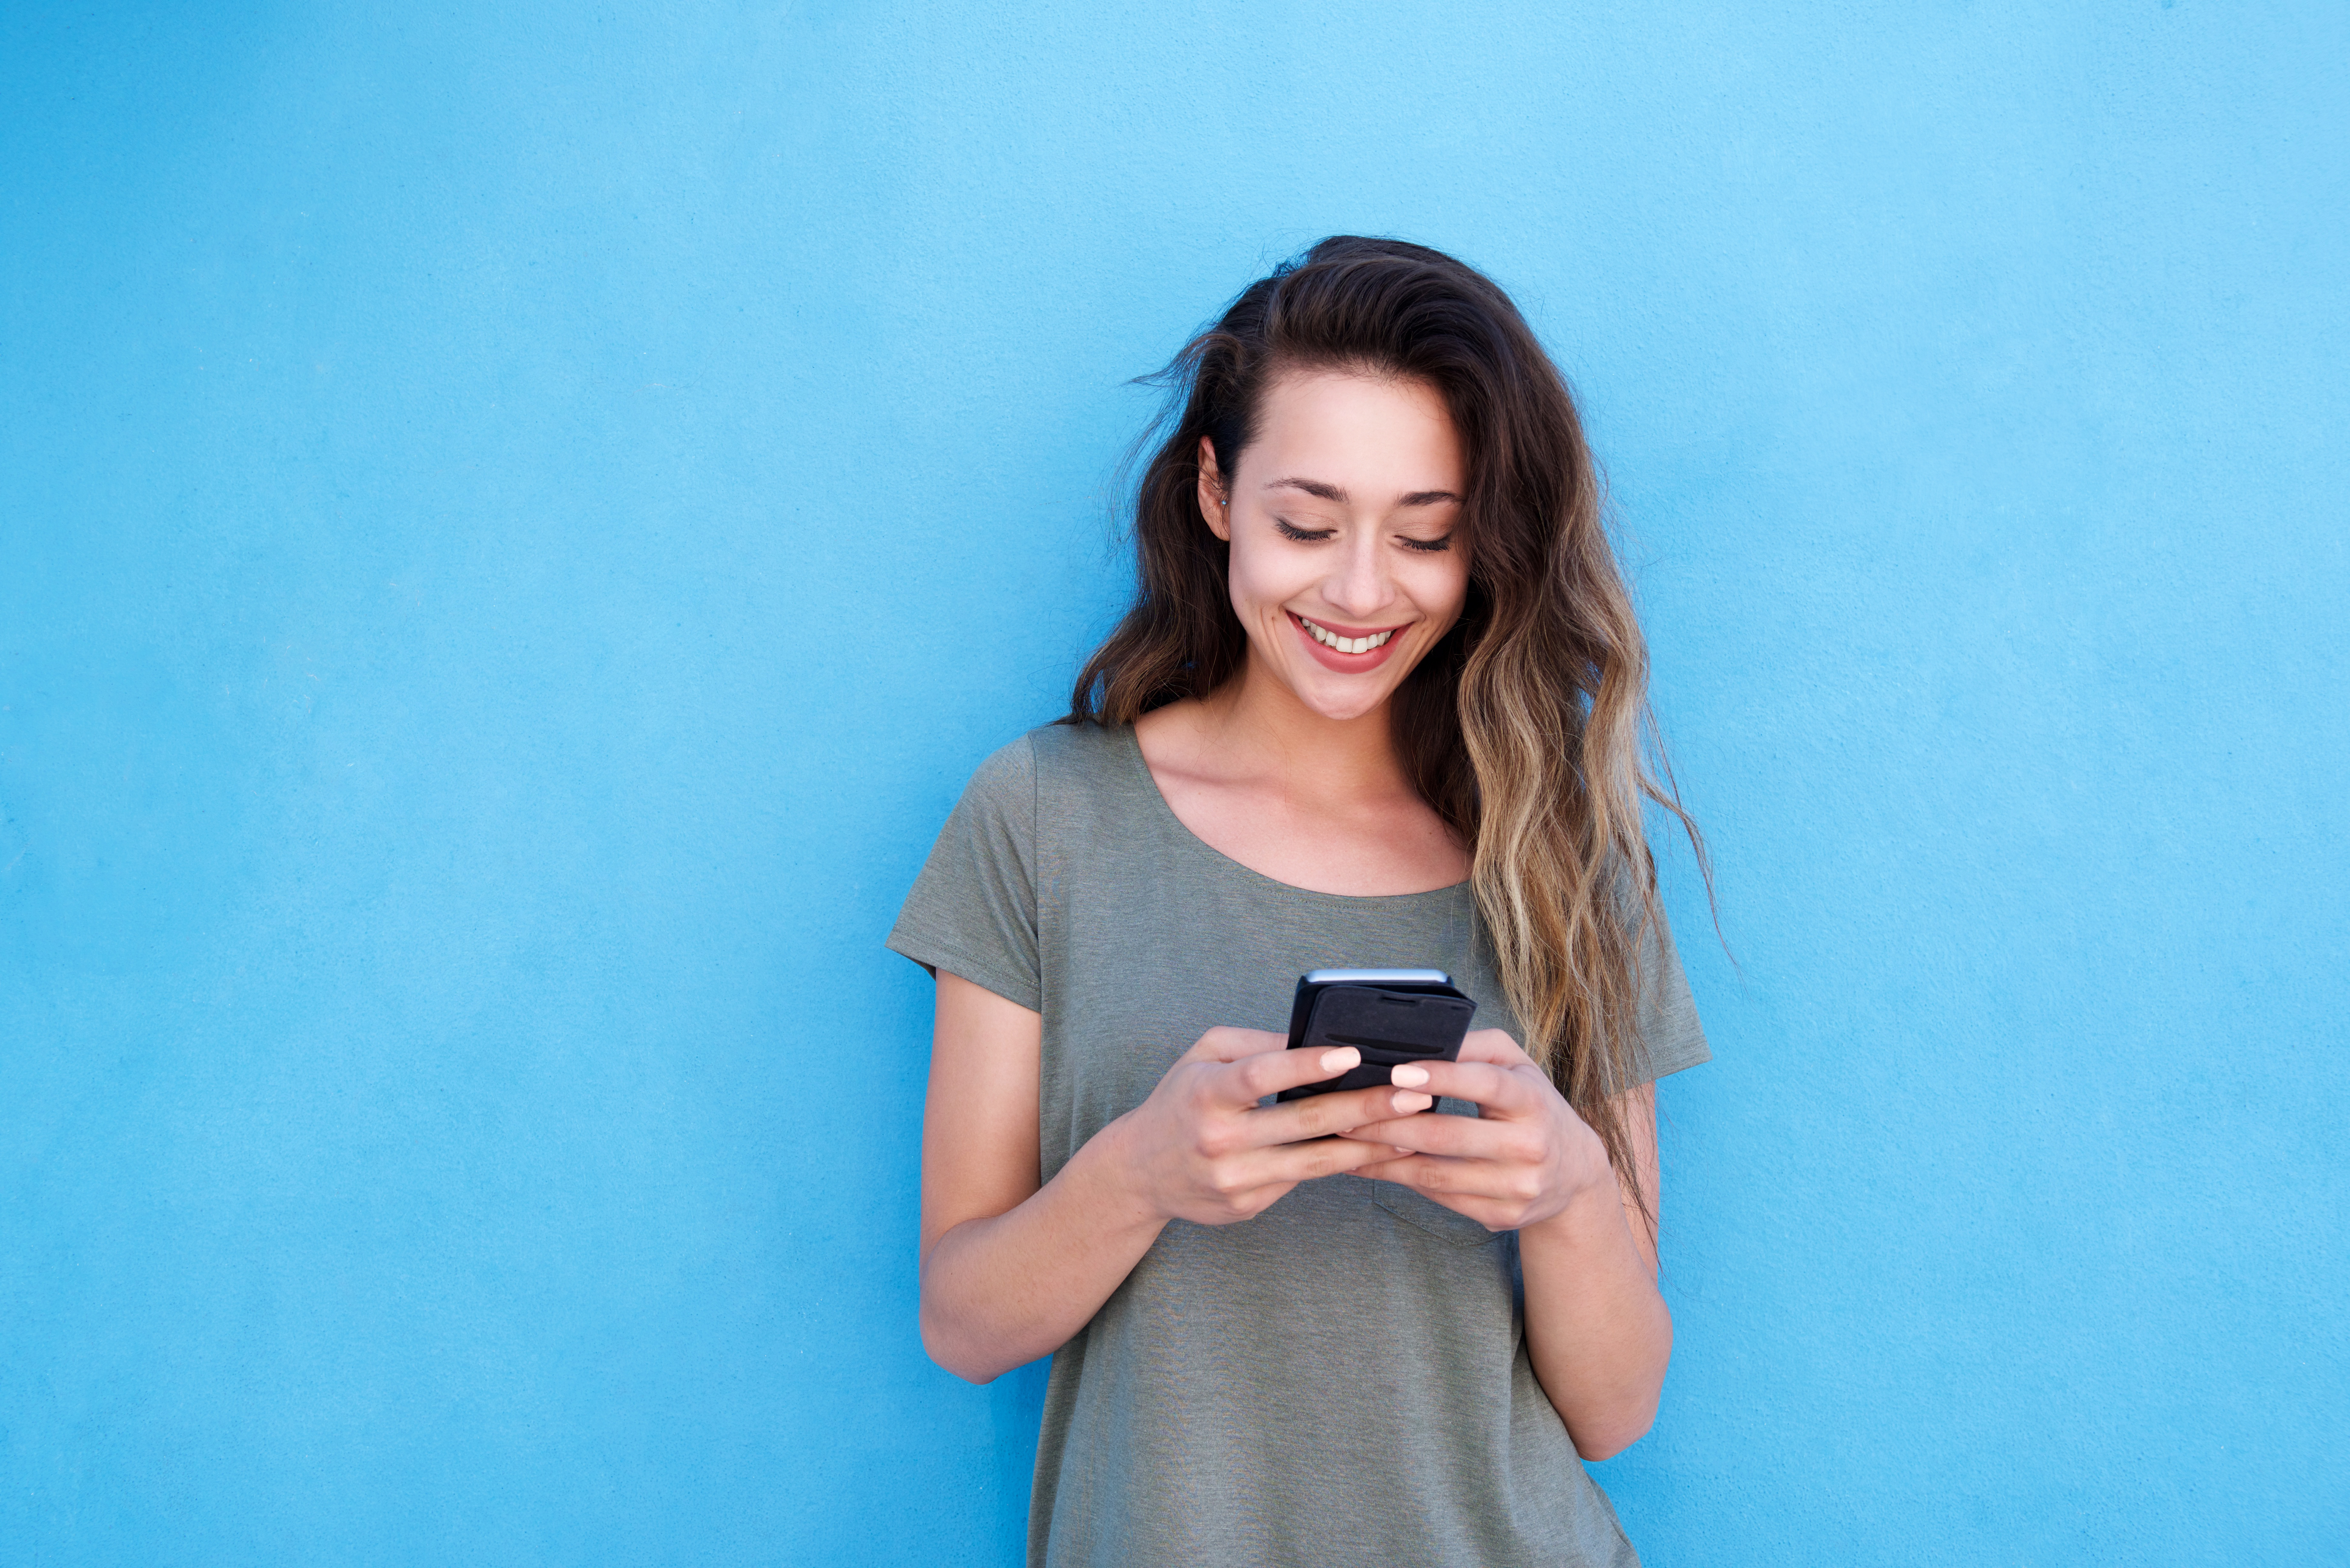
[1068,236,1709,1231]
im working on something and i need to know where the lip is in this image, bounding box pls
[1287,610,1412,674]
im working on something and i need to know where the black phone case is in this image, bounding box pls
[1274,976,1475,1104]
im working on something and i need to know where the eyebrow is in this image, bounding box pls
[1264,477,1462,507]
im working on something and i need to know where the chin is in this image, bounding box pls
[1292,678,1394,723]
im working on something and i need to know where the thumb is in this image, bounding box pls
[1456,1028,1534,1068]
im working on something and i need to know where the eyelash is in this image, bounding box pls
[1273,518,1452,554]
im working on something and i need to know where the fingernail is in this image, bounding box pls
[1390,1064,1430,1088]
[1393,1090,1433,1112]
[1320,1047,1360,1073]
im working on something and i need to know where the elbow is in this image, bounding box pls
[936,1354,1002,1387]
[1567,1385,1663,1462]
[1571,1418,1652,1463]
[916,1316,991,1382]
[1566,1308,1672,1461]
[919,1304,1004,1385]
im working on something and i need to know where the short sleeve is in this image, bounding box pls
[1634,898,1712,1083]
[885,735,1042,1012]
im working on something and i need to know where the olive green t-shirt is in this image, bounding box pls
[888,722,1709,1568]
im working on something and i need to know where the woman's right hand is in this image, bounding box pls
[1106,1027,1434,1226]
[920,982,1433,1382]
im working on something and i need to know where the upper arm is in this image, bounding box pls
[1616,1082,1662,1278]
[919,970,1045,1266]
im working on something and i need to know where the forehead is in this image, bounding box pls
[1240,370,1463,492]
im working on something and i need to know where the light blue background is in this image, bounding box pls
[5,3,2344,1563]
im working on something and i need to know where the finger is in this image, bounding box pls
[1210,1044,1368,1109]
[1353,1150,1526,1209]
[1454,1028,1535,1068]
[1390,1058,1542,1117]
[1179,1026,1288,1065]
[1237,1131,1399,1186]
[1337,1109,1531,1164]
[1239,1082,1437,1147]
[1355,1164,1521,1230]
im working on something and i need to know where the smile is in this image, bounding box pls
[1294,615,1399,655]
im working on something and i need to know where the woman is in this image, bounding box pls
[888,236,1711,1567]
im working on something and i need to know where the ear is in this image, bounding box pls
[1196,436,1231,542]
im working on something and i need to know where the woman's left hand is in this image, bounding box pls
[1338,1028,1613,1232]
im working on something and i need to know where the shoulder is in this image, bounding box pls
[958,728,1041,810]
[1020,720,1140,801]
[1024,717,1124,767]
[948,721,1136,823]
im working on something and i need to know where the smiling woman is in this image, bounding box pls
[888,237,1712,1567]
[1209,372,1466,687]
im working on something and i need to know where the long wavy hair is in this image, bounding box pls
[1067,236,1709,1230]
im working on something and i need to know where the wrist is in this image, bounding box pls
[1073,1110,1172,1232]
[1522,1176,1626,1251]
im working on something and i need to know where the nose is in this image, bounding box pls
[1322,529,1392,621]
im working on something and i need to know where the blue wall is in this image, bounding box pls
[4,4,2344,1563]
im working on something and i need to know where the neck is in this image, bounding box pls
[1193,647,1409,799]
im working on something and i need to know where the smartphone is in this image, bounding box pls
[1274,968,1476,1106]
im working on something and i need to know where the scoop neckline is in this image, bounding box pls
[1111,723,1472,905]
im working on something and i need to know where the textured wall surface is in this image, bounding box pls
[4,3,2344,1564]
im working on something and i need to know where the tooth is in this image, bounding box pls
[1345,636,1365,653]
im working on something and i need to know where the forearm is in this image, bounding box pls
[1517,1187,1674,1460]
[920,1114,1166,1383]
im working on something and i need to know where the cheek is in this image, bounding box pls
[1223,534,1306,616]
[1408,555,1472,626]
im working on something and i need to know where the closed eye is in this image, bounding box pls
[1398,534,1453,554]
[1273,518,1337,542]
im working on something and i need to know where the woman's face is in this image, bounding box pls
[1200,371,1470,724]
